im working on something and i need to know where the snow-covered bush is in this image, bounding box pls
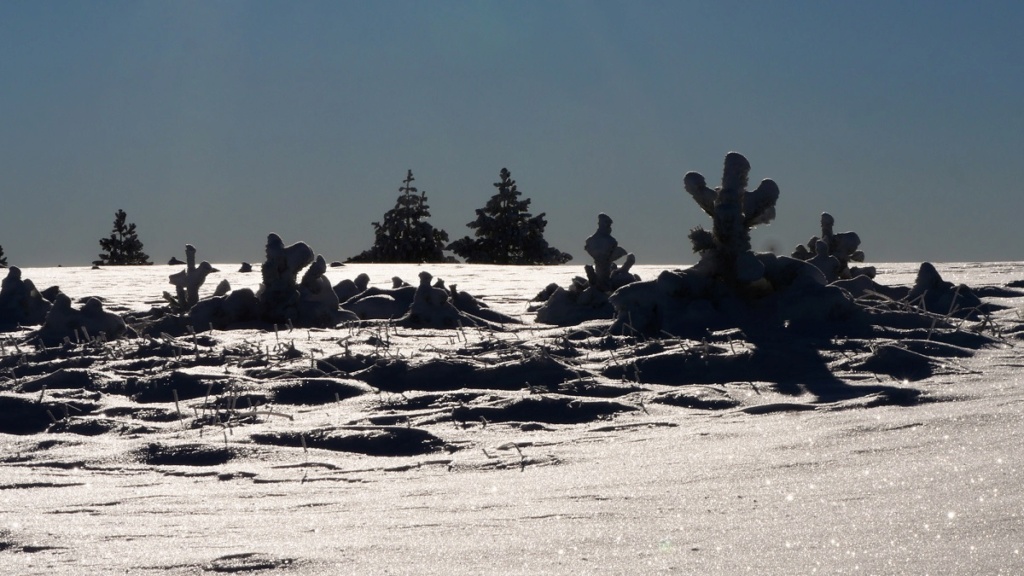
[163,244,220,312]
[791,212,876,281]
[533,213,639,326]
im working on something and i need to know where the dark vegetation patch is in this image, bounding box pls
[360,413,414,426]
[831,387,923,409]
[530,377,641,398]
[106,370,231,403]
[250,426,448,457]
[371,391,490,411]
[100,405,180,422]
[454,337,523,357]
[867,326,996,350]
[898,339,975,358]
[32,439,69,450]
[974,286,1024,298]
[852,345,941,381]
[120,338,219,362]
[199,392,270,413]
[0,529,64,554]
[204,552,296,572]
[451,395,636,425]
[602,348,761,385]
[741,403,819,414]
[0,439,76,463]
[244,366,333,380]
[0,394,100,434]
[1,357,96,380]
[354,354,579,393]
[0,531,14,552]
[353,358,477,392]
[16,368,109,393]
[269,378,371,405]
[47,417,125,436]
[650,387,741,410]
[0,481,88,490]
[46,416,158,436]
[106,357,171,371]
[140,442,238,466]
[863,310,950,330]
[313,353,377,375]
[740,385,925,414]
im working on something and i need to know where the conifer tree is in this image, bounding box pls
[97,209,151,265]
[448,168,572,265]
[347,170,452,263]
[0,245,7,267]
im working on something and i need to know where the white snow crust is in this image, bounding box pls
[1,262,1022,575]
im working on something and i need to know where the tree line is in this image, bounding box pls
[349,167,571,265]
[0,167,571,268]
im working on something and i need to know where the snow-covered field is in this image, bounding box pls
[2,262,1023,575]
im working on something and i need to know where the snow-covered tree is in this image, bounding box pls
[0,245,7,267]
[448,168,572,265]
[97,209,151,265]
[347,170,452,263]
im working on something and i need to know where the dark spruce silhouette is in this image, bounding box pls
[448,167,571,265]
[347,170,452,263]
[96,209,151,266]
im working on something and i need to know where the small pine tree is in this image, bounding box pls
[448,168,572,265]
[97,209,151,265]
[0,244,7,267]
[347,170,452,263]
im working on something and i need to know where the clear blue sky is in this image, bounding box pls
[3,1,1022,267]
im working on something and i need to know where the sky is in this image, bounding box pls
[2,1,1023,267]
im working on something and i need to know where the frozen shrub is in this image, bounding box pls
[791,212,876,281]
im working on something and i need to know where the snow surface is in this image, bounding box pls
[1,262,1023,575]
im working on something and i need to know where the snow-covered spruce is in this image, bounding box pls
[608,153,1004,339]
[610,152,859,336]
